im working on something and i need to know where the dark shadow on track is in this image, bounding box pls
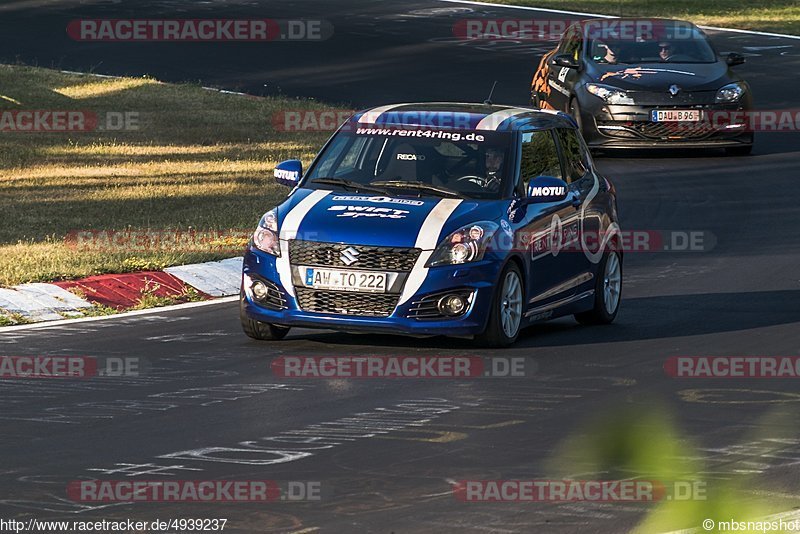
[279,289,800,350]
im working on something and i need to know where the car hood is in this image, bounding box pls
[589,60,734,92]
[275,189,506,249]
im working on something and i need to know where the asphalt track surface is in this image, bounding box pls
[1,1,800,532]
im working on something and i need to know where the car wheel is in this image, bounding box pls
[476,262,524,347]
[240,291,290,340]
[725,145,753,156]
[574,245,622,325]
[569,98,584,133]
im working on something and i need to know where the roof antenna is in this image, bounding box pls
[483,81,498,105]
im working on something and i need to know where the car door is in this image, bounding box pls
[512,129,579,313]
[554,127,600,287]
[546,24,583,111]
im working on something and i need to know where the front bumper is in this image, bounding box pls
[241,246,503,336]
[579,100,754,149]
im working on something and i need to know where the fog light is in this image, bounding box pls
[251,281,268,301]
[438,294,467,316]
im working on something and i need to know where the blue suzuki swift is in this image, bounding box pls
[241,103,622,347]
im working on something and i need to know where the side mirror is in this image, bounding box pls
[274,160,302,187]
[525,176,569,203]
[726,53,745,66]
[552,54,581,69]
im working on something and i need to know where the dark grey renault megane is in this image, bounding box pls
[531,19,754,154]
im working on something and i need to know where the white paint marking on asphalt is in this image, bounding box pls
[0,296,238,332]
[435,0,800,40]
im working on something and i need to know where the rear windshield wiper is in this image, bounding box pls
[371,180,461,198]
[310,177,392,195]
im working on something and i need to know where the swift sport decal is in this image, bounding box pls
[276,190,332,297]
[327,205,410,219]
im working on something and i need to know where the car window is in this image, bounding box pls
[334,136,369,177]
[312,134,349,178]
[305,129,514,200]
[586,25,716,64]
[518,130,562,194]
[558,25,582,61]
[554,128,591,184]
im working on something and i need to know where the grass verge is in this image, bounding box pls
[480,0,800,35]
[0,64,343,286]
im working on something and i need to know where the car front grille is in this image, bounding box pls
[289,240,421,271]
[295,288,398,317]
[623,91,717,106]
[597,120,718,140]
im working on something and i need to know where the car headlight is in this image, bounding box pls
[716,82,746,103]
[586,83,635,105]
[428,222,499,267]
[252,209,280,256]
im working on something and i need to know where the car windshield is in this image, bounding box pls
[304,127,514,200]
[589,25,717,64]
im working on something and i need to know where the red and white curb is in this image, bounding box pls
[0,257,243,325]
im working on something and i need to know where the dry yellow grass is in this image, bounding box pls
[0,64,344,285]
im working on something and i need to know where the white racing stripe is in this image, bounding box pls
[357,104,406,124]
[277,190,331,297]
[398,199,463,306]
[475,107,535,131]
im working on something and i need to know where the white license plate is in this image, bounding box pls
[304,268,387,293]
[651,109,701,122]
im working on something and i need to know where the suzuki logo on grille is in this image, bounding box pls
[340,247,360,266]
[669,84,681,96]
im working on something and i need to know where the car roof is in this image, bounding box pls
[349,102,577,132]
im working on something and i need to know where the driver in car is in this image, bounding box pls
[483,147,504,192]
[659,41,675,61]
